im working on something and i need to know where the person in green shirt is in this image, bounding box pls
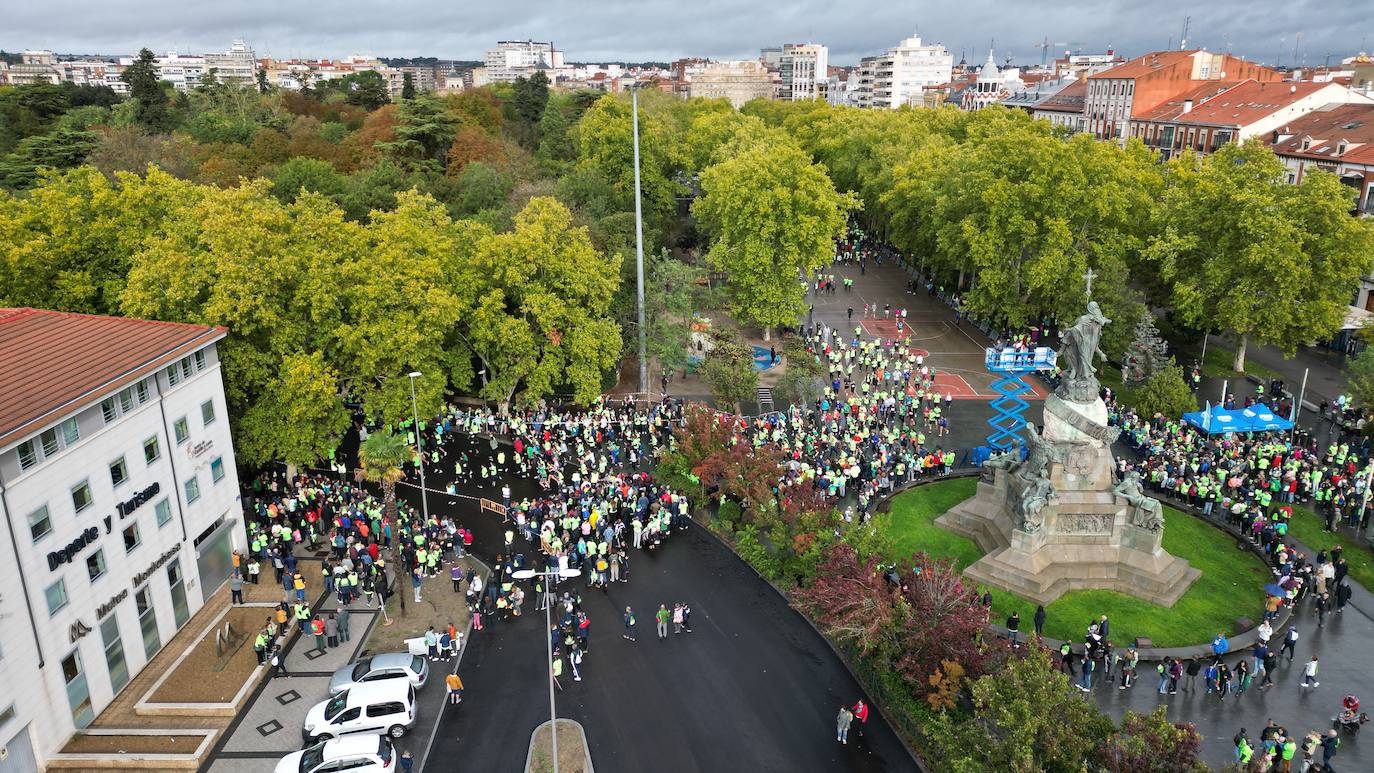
[656,604,671,640]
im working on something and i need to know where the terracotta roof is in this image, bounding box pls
[1089,50,1199,80]
[1134,80,1246,121]
[1173,80,1336,126]
[0,308,226,449]
[1034,79,1087,113]
[1271,103,1374,160]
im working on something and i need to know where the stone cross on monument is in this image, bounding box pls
[1083,267,1096,299]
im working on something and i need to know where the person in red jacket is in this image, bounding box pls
[851,699,869,737]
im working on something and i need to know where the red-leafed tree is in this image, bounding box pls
[793,542,899,662]
[891,551,1002,689]
[694,440,783,515]
[673,402,736,469]
[1097,707,1207,773]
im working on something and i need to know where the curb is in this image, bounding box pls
[524,718,594,773]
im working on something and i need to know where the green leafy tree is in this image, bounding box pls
[239,351,350,467]
[376,95,457,171]
[699,329,758,413]
[454,161,510,215]
[693,140,854,340]
[925,648,1114,773]
[121,48,174,131]
[335,190,476,424]
[1345,347,1374,411]
[644,254,703,373]
[1131,359,1197,418]
[457,196,623,410]
[0,128,99,188]
[343,70,390,110]
[1097,707,1207,773]
[269,156,348,204]
[256,68,271,94]
[511,71,550,148]
[574,94,681,240]
[400,72,416,100]
[1151,140,1374,371]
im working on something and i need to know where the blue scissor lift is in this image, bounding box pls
[984,346,1057,451]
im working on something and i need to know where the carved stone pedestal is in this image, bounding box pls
[937,421,1199,607]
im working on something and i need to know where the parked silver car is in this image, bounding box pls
[328,652,429,695]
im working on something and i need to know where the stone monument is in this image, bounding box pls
[938,301,1200,606]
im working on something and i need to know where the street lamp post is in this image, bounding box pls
[632,85,648,397]
[407,371,430,524]
[512,566,581,773]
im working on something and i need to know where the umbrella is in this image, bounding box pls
[1263,583,1286,597]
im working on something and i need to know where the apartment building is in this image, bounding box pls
[687,60,776,108]
[854,33,953,109]
[779,43,828,101]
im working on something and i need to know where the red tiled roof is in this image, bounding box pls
[1271,103,1374,160]
[1089,50,1199,80]
[0,308,226,448]
[1174,80,1335,126]
[1134,80,1246,121]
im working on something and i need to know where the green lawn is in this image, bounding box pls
[1192,344,1279,381]
[883,479,1272,648]
[1285,505,1374,591]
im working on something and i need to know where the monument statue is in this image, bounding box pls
[940,298,1199,607]
[982,448,1020,481]
[1057,301,1111,403]
[1015,422,1052,483]
[1017,470,1057,534]
[1112,471,1165,533]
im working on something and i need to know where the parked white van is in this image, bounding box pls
[302,680,417,743]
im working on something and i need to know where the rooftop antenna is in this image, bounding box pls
[1180,16,1190,50]
[1292,32,1302,70]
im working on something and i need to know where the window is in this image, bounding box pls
[109,456,128,488]
[101,613,129,694]
[180,358,193,380]
[143,436,160,464]
[17,439,37,469]
[136,587,159,657]
[71,480,93,514]
[135,380,150,404]
[193,350,207,371]
[184,475,200,504]
[101,397,118,423]
[123,523,141,553]
[86,549,106,582]
[366,702,404,717]
[211,457,226,483]
[61,417,79,445]
[174,417,189,445]
[118,387,134,413]
[200,400,216,426]
[46,578,69,615]
[62,650,93,729]
[166,363,180,387]
[155,498,173,527]
[28,505,52,542]
[41,427,60,456]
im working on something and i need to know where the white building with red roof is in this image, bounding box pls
[0,308,243,769]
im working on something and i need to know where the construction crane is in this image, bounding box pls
[1033,37,1083,67]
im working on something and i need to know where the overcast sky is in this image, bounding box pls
[4,1,1366,68]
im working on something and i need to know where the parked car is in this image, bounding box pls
[276,735,396,773]
[328,652,429,695]
[303,681,417,743]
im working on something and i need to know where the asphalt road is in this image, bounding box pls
[403,438,916,773]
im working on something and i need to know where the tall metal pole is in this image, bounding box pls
[632,86,648,397]
[1291,367,1309,443]
[407,372,429,524]
[544,570,559,773]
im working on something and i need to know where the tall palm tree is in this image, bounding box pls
[358,429,412,614]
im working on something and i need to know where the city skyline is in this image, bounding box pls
[4,0,1367,69]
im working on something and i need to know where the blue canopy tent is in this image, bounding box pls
[1182,403,1294,434]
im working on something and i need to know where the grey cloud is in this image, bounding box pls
[3,0,1365,68]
